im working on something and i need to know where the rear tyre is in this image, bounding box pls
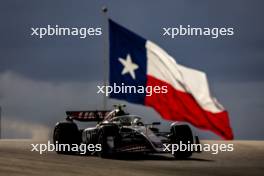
[170,124,194,159]
[53,121,81,154]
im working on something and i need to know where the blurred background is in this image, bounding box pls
[0,0,263,140]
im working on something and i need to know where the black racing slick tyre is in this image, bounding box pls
[97,125,120,158]
[53,121,81,154]
[170,124,194,159]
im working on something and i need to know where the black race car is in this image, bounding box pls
[53,105,200,158]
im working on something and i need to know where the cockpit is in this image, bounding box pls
[104,115,144,126]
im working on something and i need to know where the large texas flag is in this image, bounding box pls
[109,19,233,140]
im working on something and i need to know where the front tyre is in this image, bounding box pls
[170,124,194,159]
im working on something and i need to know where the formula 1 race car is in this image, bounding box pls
[53,105,200,158]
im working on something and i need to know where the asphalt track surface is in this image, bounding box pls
[0,140,263,176]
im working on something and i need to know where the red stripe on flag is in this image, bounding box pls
[145,75,233,140]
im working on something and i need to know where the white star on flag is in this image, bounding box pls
[118,54,139,79]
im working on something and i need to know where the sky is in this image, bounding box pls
[0,0,263,140]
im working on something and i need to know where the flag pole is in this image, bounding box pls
[102,6,108,110]
[0,106,2,139]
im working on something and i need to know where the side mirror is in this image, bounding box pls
[152,122,161,125]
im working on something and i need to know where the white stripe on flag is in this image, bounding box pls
[146,40,224,113]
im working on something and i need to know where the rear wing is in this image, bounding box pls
[66,110,111,122]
